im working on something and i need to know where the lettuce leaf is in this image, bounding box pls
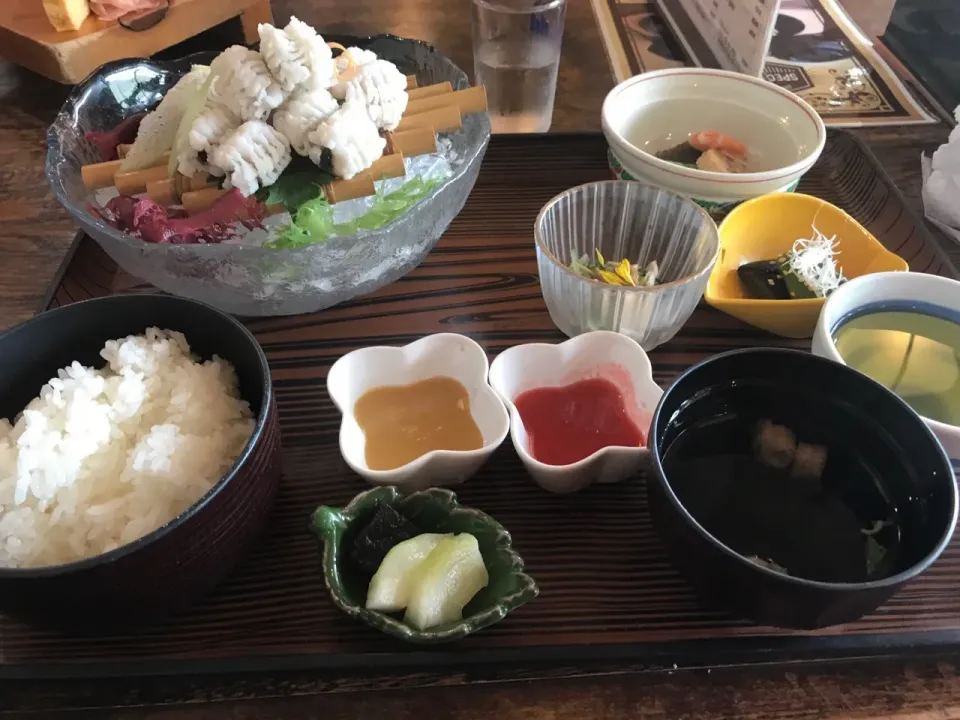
[264,174,445,250]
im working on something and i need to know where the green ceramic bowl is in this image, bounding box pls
[311,486,539,644]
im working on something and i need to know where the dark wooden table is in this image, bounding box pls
[2,1,960,718]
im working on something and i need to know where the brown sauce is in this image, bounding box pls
[353,376,484,471]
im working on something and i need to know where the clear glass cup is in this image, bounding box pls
[534,181,720,351]
[470,0,566,133]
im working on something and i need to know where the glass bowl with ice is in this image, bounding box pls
[45,26,491,316]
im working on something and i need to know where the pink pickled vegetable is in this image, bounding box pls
[84,113,146,162]
[100,189,266,245]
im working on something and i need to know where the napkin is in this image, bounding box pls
[922,106,960,244]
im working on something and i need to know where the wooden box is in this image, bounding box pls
[0,0,273,85]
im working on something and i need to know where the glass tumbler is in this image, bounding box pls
[470,0,567,133]
[534,181,721,351]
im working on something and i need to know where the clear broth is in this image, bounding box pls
[833,302,960,426]
[662,413,902,583]
[622,99,800,173]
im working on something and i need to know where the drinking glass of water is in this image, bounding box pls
[470,0,567,133]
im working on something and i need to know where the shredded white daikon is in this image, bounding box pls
[784,225,845,298]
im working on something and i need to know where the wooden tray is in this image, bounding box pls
[6,132,960,680]
[0,0,271,84]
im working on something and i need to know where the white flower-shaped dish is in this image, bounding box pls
[326,334,509,490]
[489,331,664,494]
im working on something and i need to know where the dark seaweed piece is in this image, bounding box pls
[737,260,817,300]
[655,141,702,166]
[738,260,790,300]
[350,504,419,573]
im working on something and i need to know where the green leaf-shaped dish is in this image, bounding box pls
[311,486,539,644]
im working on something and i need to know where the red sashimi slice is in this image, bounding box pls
[89,0,167,22]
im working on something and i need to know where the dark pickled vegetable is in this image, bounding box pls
[737,259,817,300]
[350,505,419,573]
[655,141,702,166]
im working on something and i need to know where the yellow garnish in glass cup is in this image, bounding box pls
[569,248,660,288]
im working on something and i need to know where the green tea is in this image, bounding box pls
[833,303,960,426]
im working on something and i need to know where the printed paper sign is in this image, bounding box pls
[660,0,781,76]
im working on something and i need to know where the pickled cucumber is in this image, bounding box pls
[365,533,450,612]
[404,533,489,631]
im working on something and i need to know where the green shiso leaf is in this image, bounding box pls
[264,174,445,250]
[256,156,334,213]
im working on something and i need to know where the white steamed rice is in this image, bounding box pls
[0,328,255,568]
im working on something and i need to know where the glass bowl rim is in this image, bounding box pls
[533,179,721,293]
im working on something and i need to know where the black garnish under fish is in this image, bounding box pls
[350,504,419,574]
[315,147,336,176]
[740,232,847,301]
[737,259,818,300]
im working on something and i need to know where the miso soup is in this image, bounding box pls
[832,302,960,426]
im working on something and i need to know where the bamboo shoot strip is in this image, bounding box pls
[405,86,487,117]
[82,155,170,191]
[183,173,212,192]
[182,188,227,215]
[81,160,123,190]
[324,175,376,204]
[114,164,170,195]
[395,105,462,133]
[366,153,406,179]
[146,179,179,207]
[146,174,214,206]
[386,127,438,157]
[149,141,421,209]
[179,188,282,221]
[407,81,453,100]
[180,153,409,215]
